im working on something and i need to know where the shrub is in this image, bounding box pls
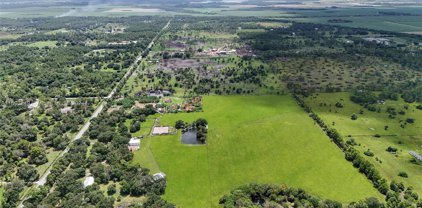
[346,138,357,146]
[406,118,415,124]
[364,149,374,157]
[175,120,185,129]
[386,146,398,153]
[107,184,117,195]
[398,171,408,178]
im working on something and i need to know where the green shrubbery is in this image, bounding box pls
[220,184,383,208]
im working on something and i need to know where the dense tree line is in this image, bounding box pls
[15,106,171,207]
[220,183,384,208]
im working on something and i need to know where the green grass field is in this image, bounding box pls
[133,95,381,207]
[305,92,422,194]
[27,41,58,48]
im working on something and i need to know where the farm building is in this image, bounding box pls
[148,89,173,98]
[152,172,166,181]
[128,137,141,151]
[409,151,422,162]
[152,127,169,135]
[363,37,390,45]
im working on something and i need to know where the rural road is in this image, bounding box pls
[34,103,105,187]
[19,18,172,205]
[105,19,171,100]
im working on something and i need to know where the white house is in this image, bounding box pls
[60,106,73,114]
[128,137,141,151]
[83,176,94,187]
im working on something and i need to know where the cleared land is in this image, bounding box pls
[305,92,422,194]
[133,95,381,207]
[104,8,163,13]
[3,5,422,32]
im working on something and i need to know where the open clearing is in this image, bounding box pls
[133,95,381,207]
[0,31,21,40]
[305,92,422,194]
[104,8,163,13]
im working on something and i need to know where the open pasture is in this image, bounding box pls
[0,31,21,40]
[133,95,381,207]
[305,92,422,194]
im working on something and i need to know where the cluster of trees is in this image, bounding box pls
[114,96,160,109]
[239,21,422,100]
[0,98,96,183]
[349,90,418,127]
[1,180,25,208]
[192,118,208,144]
[0,15,172,106]
[0,16,169,46]
[13,106,170,208]
[220,183,384,208]
[0,15,172,207]
[168,16,263,34]
[176,118,208,143]
[0,45,130,98]
[350,90,379,105]
[142,56,268,96]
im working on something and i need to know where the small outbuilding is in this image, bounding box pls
[60,107,73,114]
[152,172,166,181]
[152,127,169,135]
[128,137,141,151]
[83,176,95,187]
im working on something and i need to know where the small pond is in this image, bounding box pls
[181,130,203,145]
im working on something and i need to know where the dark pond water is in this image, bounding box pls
[181,130,202,145]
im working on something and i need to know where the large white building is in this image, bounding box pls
[152,126,169,135]
[128,137,141,151]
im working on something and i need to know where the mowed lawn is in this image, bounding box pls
[133,95,381,207]
[305,92,422,194]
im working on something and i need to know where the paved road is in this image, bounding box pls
[18,19,172,205]
[33,102,106,186]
